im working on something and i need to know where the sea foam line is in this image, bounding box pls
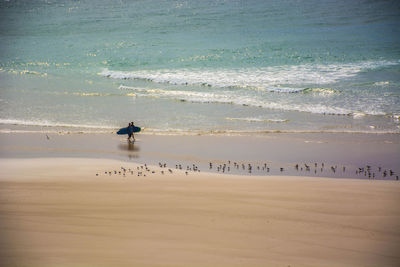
[0,119,117,130]
[140,128,400,136]
[101,60,399,89]
[225,117,289,123]
[119,85,356,115]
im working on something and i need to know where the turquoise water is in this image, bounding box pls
[1,0,400,134]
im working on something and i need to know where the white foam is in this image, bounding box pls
[268,87,305,93]
[374,81,390,86]
[0,118,117,130]
[101,60,399,90]
[140,127,400,135]
[302,87,340,95]
[119,85,236,104]
[118,85,353,115]
[352,112,366,119]
[226,117,289,123]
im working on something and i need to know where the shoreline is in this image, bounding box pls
[1,122,400,136]
[1,126,399,180]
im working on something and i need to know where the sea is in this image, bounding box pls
[1,0,400,135]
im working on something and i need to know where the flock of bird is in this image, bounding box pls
[96,162,201,178]
[96,161,398,180]
[209,161,398,180]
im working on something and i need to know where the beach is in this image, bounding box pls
[0,131,400,267]
[1,0,400,266]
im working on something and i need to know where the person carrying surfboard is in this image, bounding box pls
[117,122,141,140]
[127,122,133,142]
[128,122,136,142]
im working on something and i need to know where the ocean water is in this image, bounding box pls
[1,0,400,134]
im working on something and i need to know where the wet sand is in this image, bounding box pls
[0,131,400,266]
[0,129,399,179]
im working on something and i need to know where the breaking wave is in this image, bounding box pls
[101,61,398,90]
[119,85,354,115]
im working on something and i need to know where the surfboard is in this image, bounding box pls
[117,126,141,135]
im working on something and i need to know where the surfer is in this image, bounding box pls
[127,122,133,141]
[128,122,135,142]
[117,122,140,139]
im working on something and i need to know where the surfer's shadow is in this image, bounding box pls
[118,141,140,158]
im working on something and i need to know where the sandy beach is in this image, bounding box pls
[2,0,400,266]
[0,131,400,267]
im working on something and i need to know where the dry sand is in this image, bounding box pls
[1,157,399,267]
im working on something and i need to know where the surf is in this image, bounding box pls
[100,60,399,90]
